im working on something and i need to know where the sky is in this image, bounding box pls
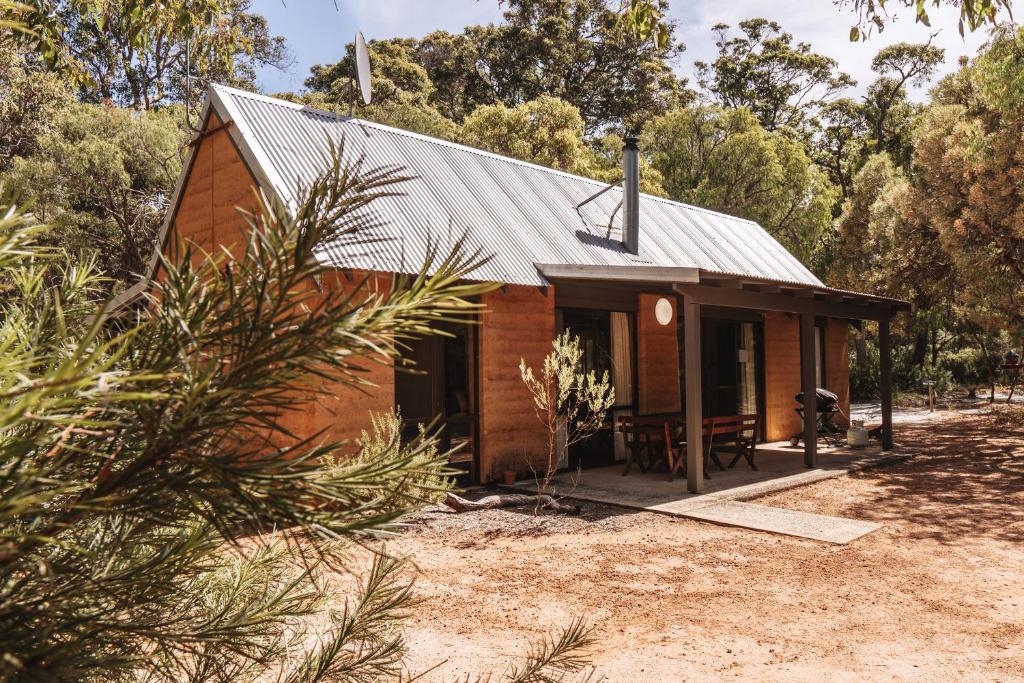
[250,0,990,102]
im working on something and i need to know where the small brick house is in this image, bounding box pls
[130,85,908,493]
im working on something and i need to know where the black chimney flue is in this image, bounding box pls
[622,136,640,255]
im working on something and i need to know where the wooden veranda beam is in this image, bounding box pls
[673,283,897,321]
[682,295,704,493]
[879,315,894,450]
[800,313,818,467]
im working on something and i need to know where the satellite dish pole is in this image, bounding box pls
[349,31,373,118]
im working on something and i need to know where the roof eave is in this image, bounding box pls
[535,263,700,285]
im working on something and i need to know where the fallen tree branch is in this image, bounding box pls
[444,492,580,515]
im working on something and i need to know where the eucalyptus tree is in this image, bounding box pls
[307,0,688,135]
[461,95,594,174]
[0,44,73,170]
[2,0,288,109]
[695,18,855,136]
[863,42,945,159]
[813,98,869,204]
[5,102,186,285]
[643,105,837,266]
[911,25,1024,337]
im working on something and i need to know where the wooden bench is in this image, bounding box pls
[662,417,710,482]
[705,414,760,471]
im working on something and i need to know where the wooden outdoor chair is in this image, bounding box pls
[619,414,679,476]
[617,415,655,475]
[662,417,717,482]
[706,414,760,471]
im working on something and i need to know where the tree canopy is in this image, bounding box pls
[307,0,688,134]
[461,95,592,174]
[643,105,837,263]
[5,102,186,285]
[5,0,288,110]
[695,18,855,135]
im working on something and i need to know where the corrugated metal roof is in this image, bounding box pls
[209,84,825,288]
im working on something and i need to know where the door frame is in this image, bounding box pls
[394,319,481,481]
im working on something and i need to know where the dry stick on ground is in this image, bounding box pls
[444,492,581,515]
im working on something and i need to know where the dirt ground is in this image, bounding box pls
[387,409,1024,681]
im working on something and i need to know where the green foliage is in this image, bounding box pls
[0,146,505,679]
[643,105,837,264]
[307,37,437,111]
[862,41,944,164]
[275,90,460,142]
[907,26,1024,336]
[695,18,855,135]
[941,346,997,392]
[830,151,954,322]
[4,102,186,287]
[306,0,687,135]
[849,334,881,400]
[973,23,1024,116]
[847,0,1010,40]
[4,0,287,108]
[475,0,688,134]
[461,96,593,174]
[616,0,672,48]
[813,98,869,202]
[0,43,74,170]
[503,616,596,682]
[520,331,615,490]
[589,132,667,196]
[336,410,456,508]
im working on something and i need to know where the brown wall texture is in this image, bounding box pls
[763,311,802,442]
[637,293,681,415]
[477,285,555,480]
[167,118,392,455]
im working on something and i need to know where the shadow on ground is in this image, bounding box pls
[830,415,1024,544]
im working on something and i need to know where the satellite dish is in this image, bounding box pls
[354,32,372,106]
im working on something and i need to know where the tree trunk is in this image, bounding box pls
[443,492,580,515]
[854,331,867,369]
[930,325,939,368]
[912,329,928,369]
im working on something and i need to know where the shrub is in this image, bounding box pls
[984,403,1024,429]
[941,346,1001,396]
[329,410,455,508]
[849,338,880,400]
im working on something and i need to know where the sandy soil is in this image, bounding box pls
[387,409,1024,682]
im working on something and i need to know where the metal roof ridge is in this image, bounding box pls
[212,84,764,229]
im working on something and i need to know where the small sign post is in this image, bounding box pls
[1001,349,1021,404]
[922,380,936,413]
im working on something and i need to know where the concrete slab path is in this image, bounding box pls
[510,446,908,543]
[682,500,881,543]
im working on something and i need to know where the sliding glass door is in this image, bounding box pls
[679,316,764,430]
[559,308,636,469]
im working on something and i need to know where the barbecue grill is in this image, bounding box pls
[789,388,847,447]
